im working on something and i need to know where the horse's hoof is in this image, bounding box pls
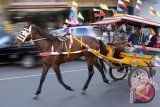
[104,80,111,84]
[81,90,86,95]
[105,81,111,85]
[107,81,111,85]
[68,87,74,91]
[70,88,74,91]
[33,94,38,99]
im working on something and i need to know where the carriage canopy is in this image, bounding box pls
[90,14,160,28]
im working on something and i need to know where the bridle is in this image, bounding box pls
[17,25,46,43]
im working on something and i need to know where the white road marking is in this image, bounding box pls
[0,69,88,81]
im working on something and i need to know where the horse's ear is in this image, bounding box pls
[29,25,32,31]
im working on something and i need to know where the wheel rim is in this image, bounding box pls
[112,68,127,79]
[131,69,149,85]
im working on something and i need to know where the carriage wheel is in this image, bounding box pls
[128,67,150,87]
[109,67,128,81]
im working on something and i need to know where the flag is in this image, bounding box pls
[150,6,157,14]
[135,4,140,10]
[94,13,101,17]
[72,1,78,6]
[75,20,79,24]
[155,55,160,61]
[154,62,160,67]
[157,12,160,17]
[69,19,79,25]
[102,4,109,10]
[93,8,99,12]
[100,4,103,8]
[117,6,123,12]
[70,19,75,25]
[100,10,105,17]
[150,6,154,11]
[139,50,145,56]
[71,6,77,12]
[137,0,142,5]
[65,19,70,24]
[142,45,148,51]
[124,0,130,2]
[149,10,154,15]
[118,0,127,9]
[63,24,67,29]
[78,12,84,20]
[118,0,124,5]
[69,12,76,18]
[122,4,127,9]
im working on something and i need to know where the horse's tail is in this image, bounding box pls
[99,40,107,73]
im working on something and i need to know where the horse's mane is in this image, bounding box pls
[32,24,55,41]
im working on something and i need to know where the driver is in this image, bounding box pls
[113,25,128,45]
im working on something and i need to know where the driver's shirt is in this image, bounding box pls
[128,33,146,45]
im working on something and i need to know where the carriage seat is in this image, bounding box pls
[106,45,124,59]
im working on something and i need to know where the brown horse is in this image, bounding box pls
[14,24,110,98]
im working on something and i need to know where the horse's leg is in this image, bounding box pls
[52,64,74,91]
[94,61,110,84]
[33,63,50,99]
[82,57,94,94]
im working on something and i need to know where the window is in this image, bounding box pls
[0,36,11,45]
[93,27,102,36]
[75,28,89,36]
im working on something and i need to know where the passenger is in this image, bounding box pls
[128,26,146,46]
[127,26,146,53]
[143,28,158,55]
[145,28,158,48]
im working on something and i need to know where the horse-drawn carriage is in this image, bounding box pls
[90,14,160,86]
[14,14,160,100]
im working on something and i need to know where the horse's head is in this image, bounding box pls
[14,25,32,47]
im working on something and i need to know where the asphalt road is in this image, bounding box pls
[0,61,160,107]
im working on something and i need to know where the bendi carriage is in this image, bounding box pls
[89,14,160,86]
[14,14,160,99]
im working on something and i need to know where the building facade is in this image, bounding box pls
[2,0,135,32]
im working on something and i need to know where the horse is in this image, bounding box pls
[14,24,110,99]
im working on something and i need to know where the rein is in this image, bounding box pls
[25,38,47,43]
[69,34,107,59]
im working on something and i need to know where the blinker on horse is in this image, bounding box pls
[14,24,110,99]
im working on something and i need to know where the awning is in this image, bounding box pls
[90,14,160,27]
